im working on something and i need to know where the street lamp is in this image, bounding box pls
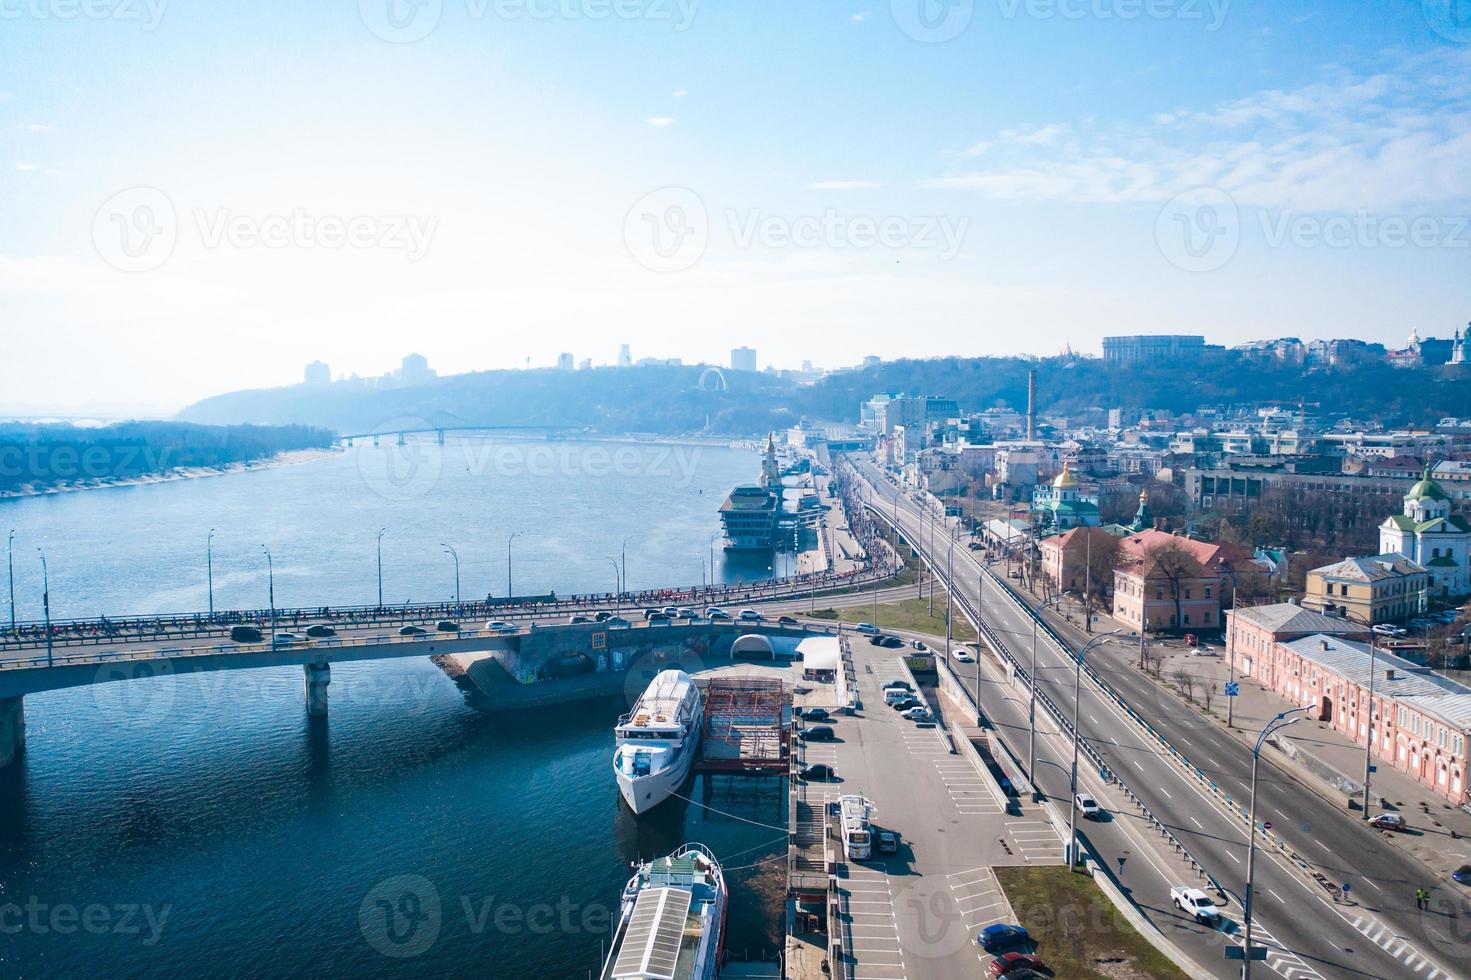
[207,528,215,620]
[708,533,720,592]
[1034,591,1071,800]
[260,545,275,642]
[441,544,460,606]
[1067,629,1124,868]
[945,534,954,663]
[604,557,622,617]
[38,549,51,668]
[1243,706,1312,979]
[7,529,15,631]
[621,536,633,598]
[507,530,523,600]
[376,528,387,609]
[1363,631,1380,820]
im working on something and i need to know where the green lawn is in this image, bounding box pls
[808,593,977,642]
[994,866,1189,980]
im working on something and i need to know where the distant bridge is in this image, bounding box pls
[336,424,590,446]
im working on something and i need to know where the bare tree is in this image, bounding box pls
[1170,668,1196,702]
[1075,527,1123,635]
[1202,683,1216,713]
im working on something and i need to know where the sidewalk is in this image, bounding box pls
[1016,579,1471,884]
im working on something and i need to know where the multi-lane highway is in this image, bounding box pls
[851,457,1469,980]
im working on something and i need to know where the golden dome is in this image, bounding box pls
[1053,462,1078,489]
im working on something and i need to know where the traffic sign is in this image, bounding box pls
[1226,946,1268,961]
[1225,681,1240,697]
[1342,882,1351,894]
[1262,820,1273,831]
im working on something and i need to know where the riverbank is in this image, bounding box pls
[0,447,341,501]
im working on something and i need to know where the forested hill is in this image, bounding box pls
[176,355,1471,435]
[0,421,333,495]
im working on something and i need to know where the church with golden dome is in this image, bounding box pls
[1032,462,1101,532]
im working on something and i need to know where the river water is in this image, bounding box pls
[0,438,791,979]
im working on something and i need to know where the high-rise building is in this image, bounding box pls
[578,358,592,370]
[303,361,330,385]
[557,352,574,370]
[1102,335,1205,364]
[399,353,435,386]
[731,346,757,372]
[617,344,632,367]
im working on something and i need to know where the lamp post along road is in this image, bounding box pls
[260,545,275,642]
[8,529,17,631]
[1363,633,1379,818]
[1244,706,1311,979]
[441,544,460,607]
[507,531,522,600]
[1067,629,1123,867]
[207,528,215,620]
[39,550,52,668]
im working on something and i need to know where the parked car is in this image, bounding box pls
[1075,793,1101,819]
[1189,646,1217,657]
[1452,864,1471,885]
[902,707,934,723]
[568,614,591,624]
[679,608,699,620]
[777,615,799,626]
[485,621,516,632]
[1372,624,1407,637]
[1170,885,1221,923]
[855,623,880,635]
[739,609,762,622]
[911,639,927,651]
[435,620,459,632]
[884,680,914,692]
[976,923,1031,953]
[798,764,836,782]
[954,649,975,664]
[800,725,835,742]
[801,707,831,721]
[890,697,922,712]
[879,635,904,649]
[229,625,264,643]
[305,624,336,638]
[1368,813,1407,831]
[605,616,632,627]
[708,609,732,620]
[988,952,1049,978]
[594,610,613,622]
[877,830,899,855]
[398,625,427,636]
[273,633,301,646]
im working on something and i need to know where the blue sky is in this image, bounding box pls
[1,0,1468,413]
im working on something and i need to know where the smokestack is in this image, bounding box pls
[1026,369,1036,442]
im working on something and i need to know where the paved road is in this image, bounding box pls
[852,458,1467,980]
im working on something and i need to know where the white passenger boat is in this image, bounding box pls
[614,669,703,815]
[599,843,727,980]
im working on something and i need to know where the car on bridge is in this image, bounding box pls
[229,626,264,643]
[273,633,301,647]
[594,611,614,622]
[647,613,672,624]
[738,609,762,622]
[436,620,459,632]
[605,617,631,628]
[399,625,427,636]
[568,614,591,624]
[484,621,517,633]
[305,624,336,639]
[705,607,729,619]
[854,623,880,635]
[1170,885,1220,924]
[954,648,975,664]
[1075,793,1101,819]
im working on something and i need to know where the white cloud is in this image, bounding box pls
[852,10,872,22]
[672,89,687,98]
[930,49,1471,212]
[15,162,37,172]
[24,123,52,134]
[646,116,677,127]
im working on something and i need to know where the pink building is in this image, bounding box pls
[1263,634,1469,806]
[1112,530,1261,633]
[1224,603,1369,680]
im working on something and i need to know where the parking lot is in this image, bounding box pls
[792,636,1062,980]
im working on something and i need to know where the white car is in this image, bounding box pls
[485,620,517,633]
[1189,646,1217,657]
[738,609,762,622]
[902,706,933,722]
[1170,886,1220,924]
[954,648,975,664]
[855,623,880,635]
[1075,792,1101,818]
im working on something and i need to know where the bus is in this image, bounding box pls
[837,795,876,861]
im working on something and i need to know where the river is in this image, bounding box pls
[0,437,791,978]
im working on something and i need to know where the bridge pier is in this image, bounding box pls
[0,696,24,768]
[303,663,330,717]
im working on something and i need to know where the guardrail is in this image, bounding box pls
[865,499,1224,894]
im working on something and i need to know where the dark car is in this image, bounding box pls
[868,634,889,646]
[798,764,835,781]
[594,610,613,622]
[879,636,904,648]
[877,831,899,855]
[229,625,264,643]
[436,620,459,632]
[800,725,836,742]
[883,681,914,693]
[977,923,1031,954]
[891,697,921,712]
[1453,865,1471,886]
[647,613,672,624]
[777,615,798,626]
[399,625,427,635]
[801,707,831,721]
[988,952,1048,977]
[305,624,336,638]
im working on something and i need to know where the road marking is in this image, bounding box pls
[1313,839,1330,853]
[1225,849,1240,864]
[1269,889,1285,903]
[1190,817,1203,829]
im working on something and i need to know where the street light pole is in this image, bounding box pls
[440,544,460,606]
[8,529,16,631]
[376,528,386,609]
[621,536,632,598]
[1363,632,1379,819]
[1067,629,1123,867]
[945,535,954,663]
[38,549,51,668]
[260,545,275,642]
[507,530,522,600]
[207,528,215,620]
[1224,568,1239,728]
[1244,706,1311,980]
[605,557,621,617]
